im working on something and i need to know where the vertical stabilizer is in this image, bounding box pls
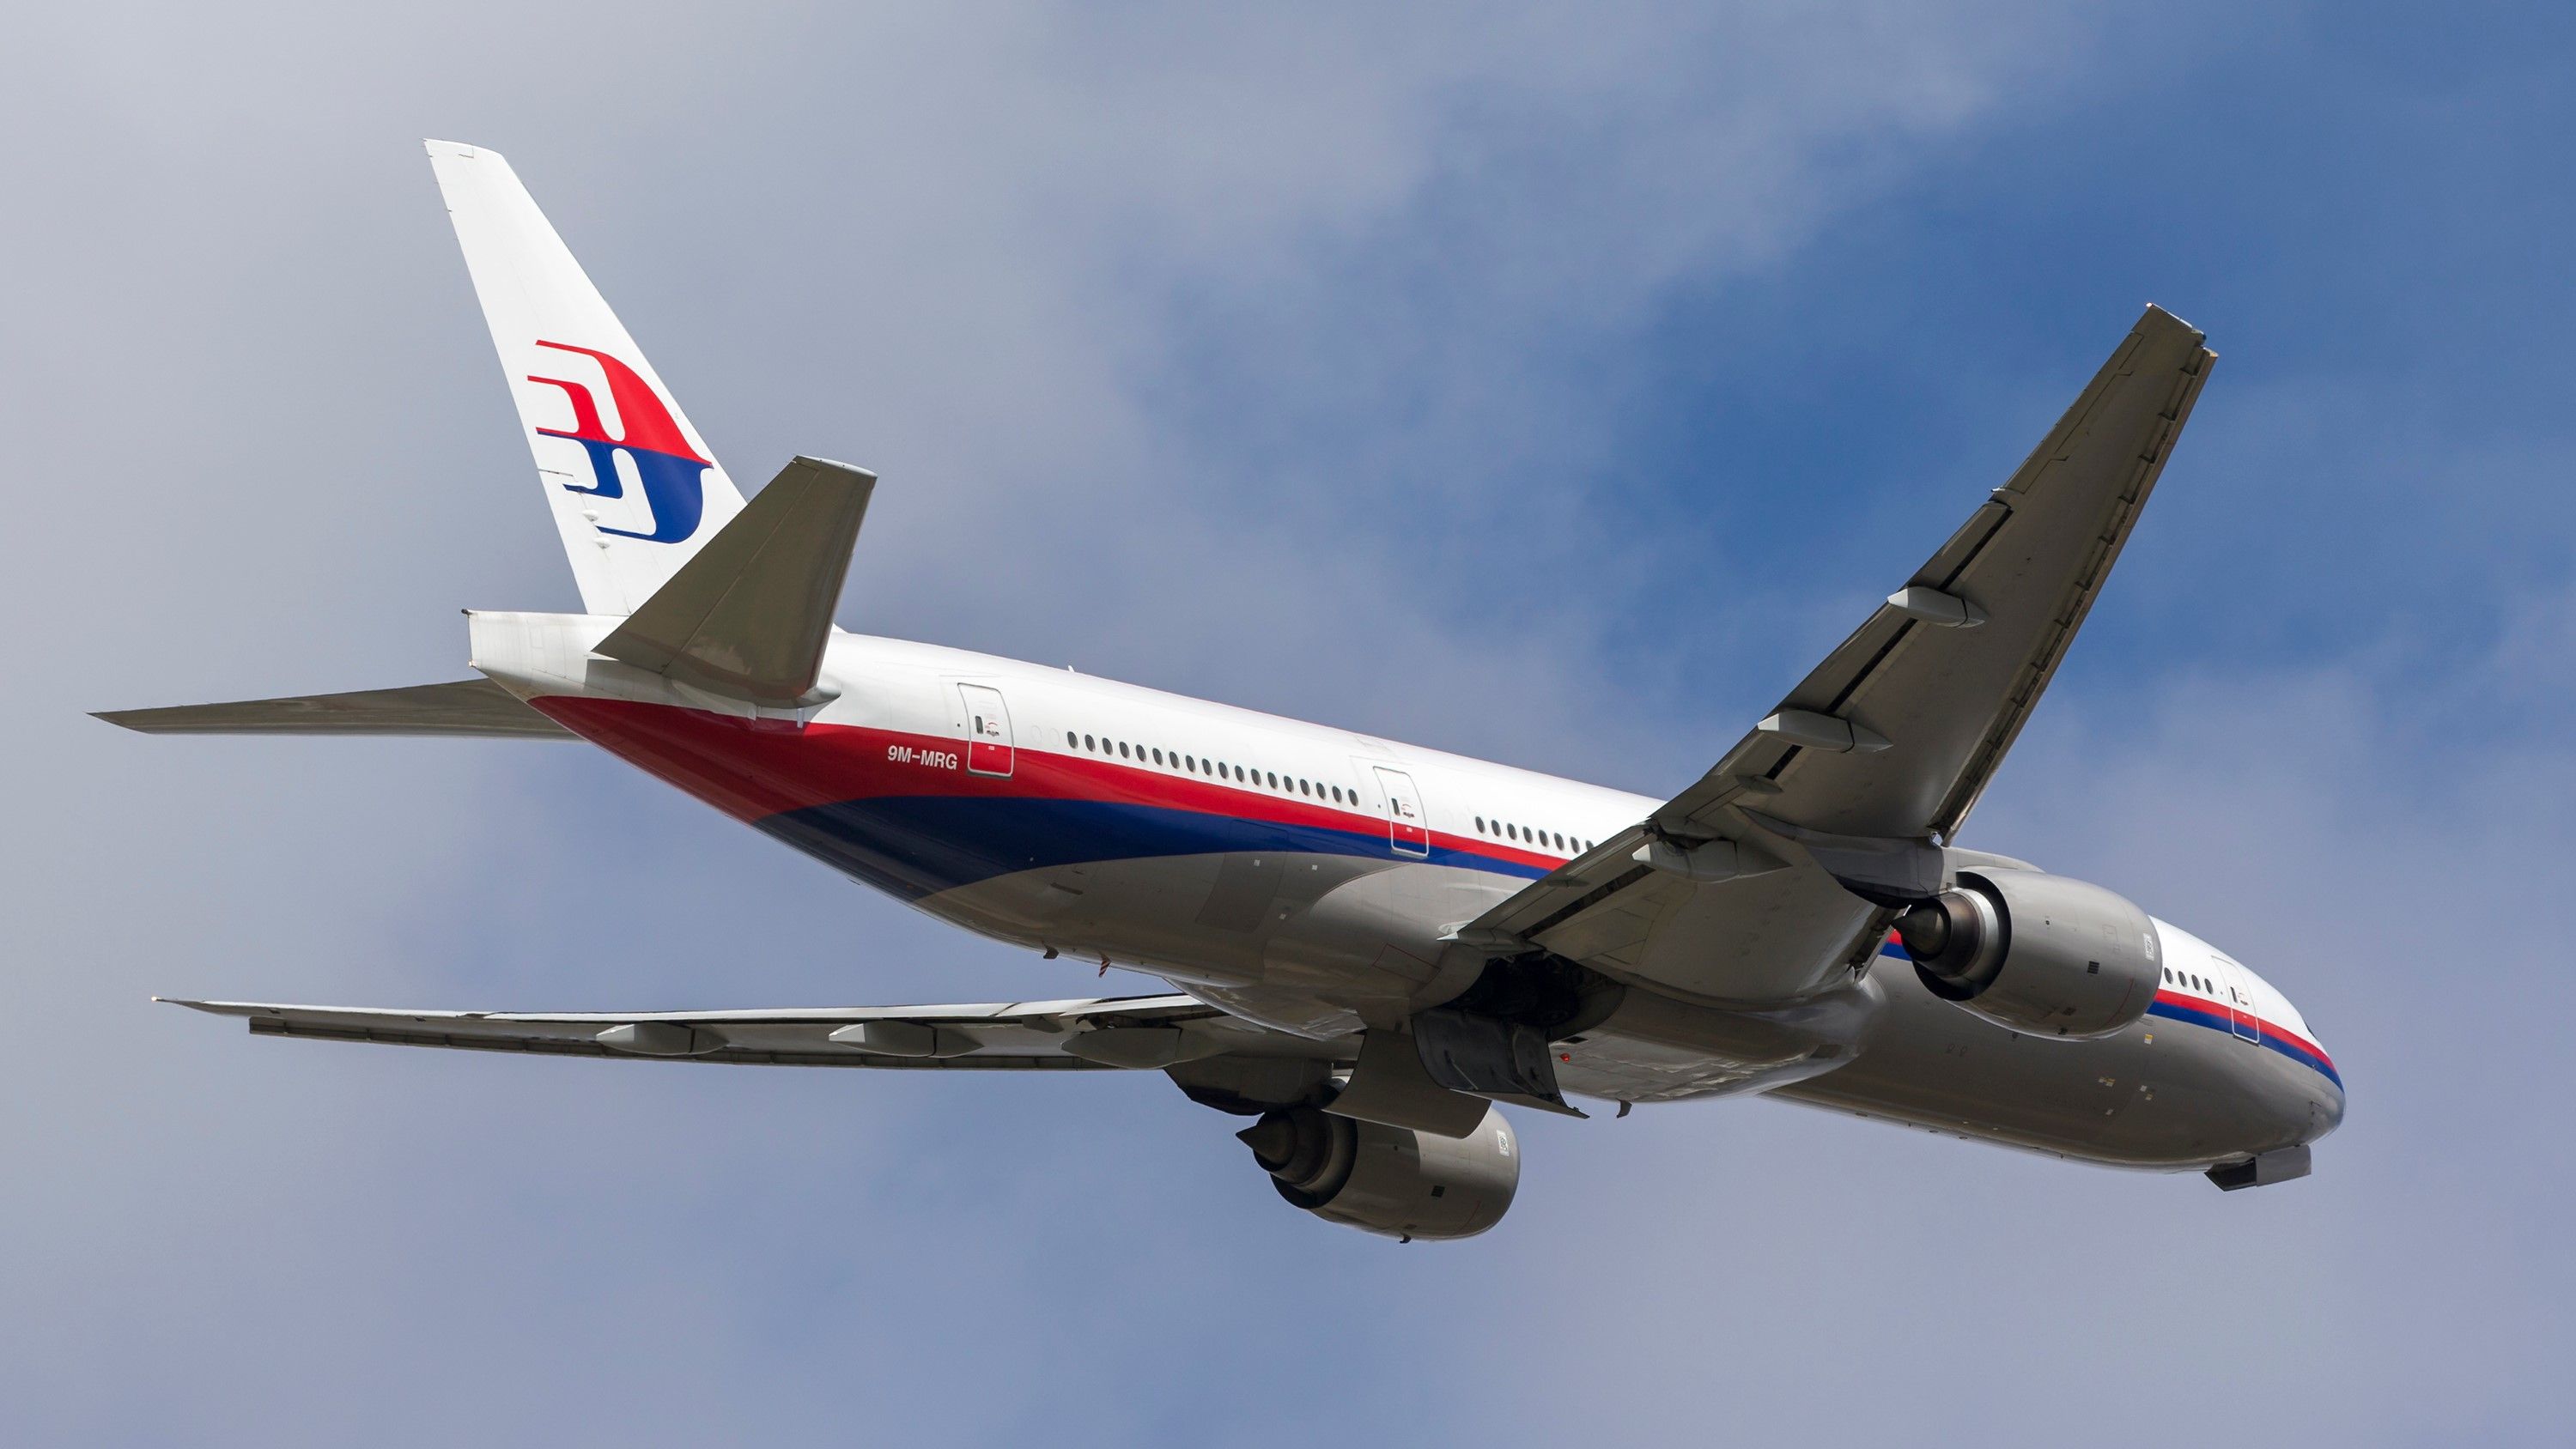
[426,140,747,615]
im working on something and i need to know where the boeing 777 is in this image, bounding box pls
[101,142,2342,1240]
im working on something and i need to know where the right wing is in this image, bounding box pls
[1462,306,2215,1005]
[96,678,574,740]
[160,993,1350,1071]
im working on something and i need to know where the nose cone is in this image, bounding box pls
[2302,1058,2347,1144]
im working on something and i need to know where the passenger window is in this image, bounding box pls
[1119,742,1131,758]
[1066,731,1077,748]
[1151,749,1163,766]
[1084,734,1095,750]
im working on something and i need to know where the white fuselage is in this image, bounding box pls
[470,614,2344,1173]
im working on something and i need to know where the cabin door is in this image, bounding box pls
[958,683,1016,778]
[1374,767,1430,858]
[2217,956,2261,1044]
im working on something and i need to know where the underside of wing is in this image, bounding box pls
[1463,306,2215,1004]
[1665,306,2215,845]
[160,994,1349,1071]
[96,678,574,740]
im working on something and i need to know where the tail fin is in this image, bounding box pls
[426,140,746,615]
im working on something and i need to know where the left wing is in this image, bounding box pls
[161,994,1349,1071]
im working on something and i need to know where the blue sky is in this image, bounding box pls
[6,3,2573,1444]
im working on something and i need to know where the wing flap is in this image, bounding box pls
[95,678,574,740]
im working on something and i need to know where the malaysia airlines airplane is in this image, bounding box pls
[105,142,2341,1240]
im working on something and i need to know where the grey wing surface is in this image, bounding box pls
[160,994,1350,1072]
[1464,306,2215,1005]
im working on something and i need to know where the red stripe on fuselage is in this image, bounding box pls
[1883,934,2335,1072]
[2148,989,2335,1071]
[531,696,1566,873]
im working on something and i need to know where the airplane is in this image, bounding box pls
[101,141,2342,1241]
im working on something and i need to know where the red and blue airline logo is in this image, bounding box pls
[526,341,711,543]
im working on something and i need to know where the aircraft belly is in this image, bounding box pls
[1771,962,2328,1167]
[908,853,1518,1013]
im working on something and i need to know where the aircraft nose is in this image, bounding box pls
[2303,1068,2347,1143]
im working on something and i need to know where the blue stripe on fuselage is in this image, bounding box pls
[757,795,1552,901]
[2144,997,2342,1088]
[1878,942,2341,1089]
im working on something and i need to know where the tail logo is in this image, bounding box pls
[526,341,712,544]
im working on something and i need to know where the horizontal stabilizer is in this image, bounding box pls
[96,678,573,740]
[593,455,874,707]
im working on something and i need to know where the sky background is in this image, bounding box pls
[5,3,2573,1444]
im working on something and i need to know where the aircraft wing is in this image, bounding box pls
[160,993,1348,1070]
[1461,306,2215,1004]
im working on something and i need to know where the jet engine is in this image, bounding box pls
[1894,869,2160,1040]
[1236,1103,1518,1240]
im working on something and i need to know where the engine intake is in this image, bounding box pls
[1237,1104,1518,1240]
[1894,870,2160,1040]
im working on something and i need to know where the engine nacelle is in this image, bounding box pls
[1894,869,2160,1040]
[1236,1104,1518,1240]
